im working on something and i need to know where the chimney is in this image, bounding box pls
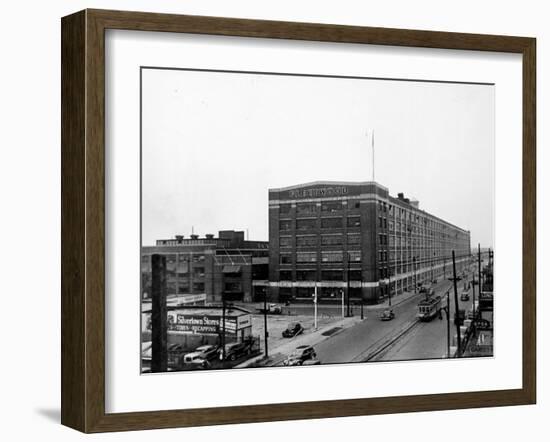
[398,192,404,200]
[205,234,214,239]
[190,234,199,240]
[175,235,184,243]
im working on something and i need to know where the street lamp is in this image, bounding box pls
[413,256,417,293]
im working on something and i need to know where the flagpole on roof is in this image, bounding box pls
[369,129,375,182]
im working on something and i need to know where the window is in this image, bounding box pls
[225,282,242,292]
[321,201,342,213]
[348,251,361,262]
[192,255,205,262]
[321,251,343,262]
[347,234,361,245]
[193,267,205,277]
[279,271,292,281]
[296,287,314,298]
[279,236,292,247]
[279,204,291,215]
[279,220,292,231]
[177,283,190,294]
[296,270,317,281]
[353,201,361,209]
[349,270,362,280]
[383,218,387,229]
[321,270,343,281]
[296,235,318,247]
[297,252,317,263]
[321,217,343,229]
[296,218,316,230]
[321,234,343,246]
[347,216,361,228]
[280,254,292,264]
[379,216,383,228]
[193,282,205,292]
[296,203,317,215]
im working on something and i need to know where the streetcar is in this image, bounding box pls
[416,295,442,321]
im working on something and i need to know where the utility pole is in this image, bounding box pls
[413,256,417,293]
[221,296,226,361]
[451,250,462,356]
[478,243,482,316]
[341,289,345,319]
[388,266,392,307]
[446,291,451,358]
[263,288,268,358]
[151,254,168,373]
[346,252,351,317]
[314,284,318,330]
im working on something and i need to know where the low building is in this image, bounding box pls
[141,230,269,304]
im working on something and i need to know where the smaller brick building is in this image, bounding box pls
[141,230,269,304]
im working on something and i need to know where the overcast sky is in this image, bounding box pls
[141,68,494,248]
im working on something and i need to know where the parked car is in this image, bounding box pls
[167,343,188,369]
[220,341,253,361]
[302,358,321,366]
[460,291,470,302]
[258,303,283,315]
[192,344,219,361]
[282,322,304,338]
[183,353,211,369]
[379,309,395,321]
[283,345,317,366]
[182,344,218,368]
[419,286,427,294]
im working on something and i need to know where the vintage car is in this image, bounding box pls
[283,345,317,366]
[282,322,304,338]
[220,341,254,361]
[167,343,188,369]
[379,309,395,321]
[192,344,219,361]
[460,291,470,302]
[182,353,211,369]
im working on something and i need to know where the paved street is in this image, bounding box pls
[311,269,479,364]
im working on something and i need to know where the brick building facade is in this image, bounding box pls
[268,181,471,304]
[141,230,269,304]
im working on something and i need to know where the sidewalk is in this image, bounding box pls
[235,315,363,368]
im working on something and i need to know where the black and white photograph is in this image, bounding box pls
[140,67,495,373]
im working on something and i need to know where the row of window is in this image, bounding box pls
[280,201,362,215]
[279,269,363,281]
[141,254,206,263]
[280,251,362,264]
[280,216,361,231]
[280,234,361,247]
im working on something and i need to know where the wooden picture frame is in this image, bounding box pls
[61,8,536,433]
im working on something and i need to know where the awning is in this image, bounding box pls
[222,265,242,274]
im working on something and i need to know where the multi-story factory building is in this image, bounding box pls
[141,230,269,304]
[268,181,471,304]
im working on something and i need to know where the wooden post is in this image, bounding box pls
[151,254,168,372]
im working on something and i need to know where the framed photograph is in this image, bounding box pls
[61,9,536,433]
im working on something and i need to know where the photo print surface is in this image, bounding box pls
[140,67,495,374]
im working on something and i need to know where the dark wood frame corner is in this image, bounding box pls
[61,8,536,433]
